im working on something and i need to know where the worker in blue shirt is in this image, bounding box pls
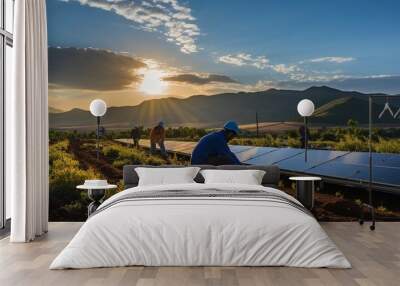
[191,121,242,165]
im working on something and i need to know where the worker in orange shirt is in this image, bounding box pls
[150,121,167,157]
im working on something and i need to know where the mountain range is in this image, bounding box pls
[49,106,65,113]
[49,86,400,130]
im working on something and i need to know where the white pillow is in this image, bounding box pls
[135,167,201,186]
[200,169,266,185]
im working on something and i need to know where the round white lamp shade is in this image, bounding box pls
[297,99,315,117]
[90,99,107,117]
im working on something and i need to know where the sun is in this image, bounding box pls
[139,69,168,95]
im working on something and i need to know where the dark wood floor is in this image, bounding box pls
[0,222,399,286]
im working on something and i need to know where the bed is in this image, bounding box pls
[50,165,350,269]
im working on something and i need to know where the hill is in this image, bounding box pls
[49,86,398,130]
[49,106,65,113]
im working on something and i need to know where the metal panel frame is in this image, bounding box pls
[0,0,13,229]
[0,1,3,229]
[362,94,400,229]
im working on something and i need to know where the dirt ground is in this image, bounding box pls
[281,184,400,221]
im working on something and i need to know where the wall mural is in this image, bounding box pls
[47,0,400,221]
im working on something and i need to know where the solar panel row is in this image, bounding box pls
[121,139,400,188]
[230,145,400,187]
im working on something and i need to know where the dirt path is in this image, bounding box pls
[68,138,122,184]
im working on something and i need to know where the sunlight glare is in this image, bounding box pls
[139,69,168,95]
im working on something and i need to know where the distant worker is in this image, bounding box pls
[98,126,106,137]
[150,121,167,157]
[299,125,311,149]
[191,121,241,165]
[131,126,141,148]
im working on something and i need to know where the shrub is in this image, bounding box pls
[335,134,368,152]
[231,134,281,147]
[376,205,387,213]
[49,140,101,221]
[320,130,338,141]
[374,138,400,154]
[103,146,121,160]
[287,137,301,148]
[112,158,131,169]
[102,143,170,166]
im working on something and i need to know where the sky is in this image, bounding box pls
[47,0,400,111]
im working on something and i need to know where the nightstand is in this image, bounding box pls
[77,181,117,217]
[289,176,321,210]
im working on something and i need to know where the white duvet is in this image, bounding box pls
[50,183,351,269]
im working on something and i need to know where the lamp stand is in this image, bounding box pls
[359,95,376,230]
[304,116,308,162]
[96,116,100,160]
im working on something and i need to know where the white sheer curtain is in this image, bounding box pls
[8,0,49,242]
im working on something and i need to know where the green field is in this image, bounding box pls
[49,138,188,221]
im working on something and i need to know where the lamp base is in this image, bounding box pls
[87,188,106,217]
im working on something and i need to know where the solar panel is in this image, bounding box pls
[369,166,400,186]
[277,150,350,172]
[308,162,366,181]
[334,152,400,168]
[167,142,197,154]
[229,145,254,154]
[236,146,278,162]
[307,161,400,186]
[244,148,304,165]
[151,139,400,188]
[240,145,400,187]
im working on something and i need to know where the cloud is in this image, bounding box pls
[216,52,367,93]
[163,73,238,85]
[270,64,300,74]
[48,47,146,90]
[217,53,303,76]
[307,57,355,64]
[62,0,200,54]
[217,53,270,69]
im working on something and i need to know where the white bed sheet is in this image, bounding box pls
[50,183,351,269]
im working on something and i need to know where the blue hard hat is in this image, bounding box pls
[223,121,240,134]
[158,121,164,127]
